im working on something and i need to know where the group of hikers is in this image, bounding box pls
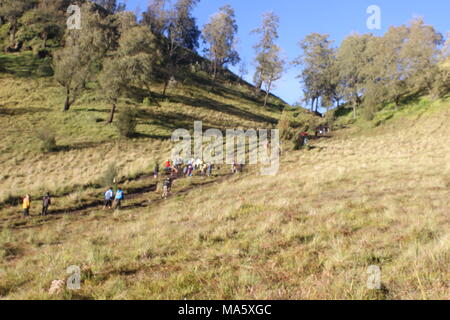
[154,158,215,179]
[19,128,329,217]
[295,125,330,149]
[21,193,51,217]
[20,188,125,217]
[103,187,124,210]
[22,187,124,217]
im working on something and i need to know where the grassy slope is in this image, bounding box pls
[1,52,449,300]
[0,52,285,203]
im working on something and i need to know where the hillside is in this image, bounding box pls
[0,52,287,205]
[0,64,448,299]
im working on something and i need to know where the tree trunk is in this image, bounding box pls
[211,62,218,90]
[263,90,270,108]
[43,33,48,49]
[63,89,71,111]
[263,80,272,108]
[254,71,263,95]
[353,101,357,119]
[162,78,169,97]
[311,98,315,112]
[9,23,17,47]
[147,86,160,107]
[107,103,117,124]
[255,81,262,96]
[212,62,217,82]
[394,96,400,111]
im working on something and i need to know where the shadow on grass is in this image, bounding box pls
[132,133,171,140]
[334,106,353,118]
[0,107,52,116]
[159,93,278,125]
[0,53,53,78]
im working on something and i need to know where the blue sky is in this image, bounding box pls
[125,0,450,105]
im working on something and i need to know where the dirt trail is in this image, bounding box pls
[0,135,332,231]
[0,172,237,231]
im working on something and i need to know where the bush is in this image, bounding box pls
[278,117,294,141]
[143,97,151,106]
[115,107,137,138]
[35,128,57,152]
[99,163,118,187]
[362,104,377,121]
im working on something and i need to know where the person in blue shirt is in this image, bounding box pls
[113,187,124,210]
[103,187,114,210]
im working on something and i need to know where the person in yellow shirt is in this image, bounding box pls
[22,194,31,217]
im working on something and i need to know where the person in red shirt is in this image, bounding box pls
[164,160,172,175]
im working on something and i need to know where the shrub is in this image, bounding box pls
[115,107,137,138]
[143,97,151,106]
[35,128,57,153]
[99,163,118,187]
[362,105,377,121]
[278,117,294,141]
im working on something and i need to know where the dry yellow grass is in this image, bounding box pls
[0,96,448,299]
[0,71,281,203]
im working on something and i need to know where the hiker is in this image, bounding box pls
[300,132,309,146]
[22,194,31,217]
[103,187,114,210]
[41,193,52,216]
[113,187,124,210]
[186,163,194,177]
[162,177,173,199]
[231,160,238,174]
[164,159,172,175]
[175,157,183,171]
[195,158,202,170]
[153,163,160,179]
[206,163,213,177]
[199,161,206,176]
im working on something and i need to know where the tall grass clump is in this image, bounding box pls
[115,107,137,138]
[35,128,58,153]
[99,163,118,187]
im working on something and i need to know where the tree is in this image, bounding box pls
[202,5,240,84]
[93,0,126,14]
[53,3,111,111]
[369,26,408,108]
[142,0,169,37]
[361,19,443,110]
[142,0,201,96]
[168,0,201,51]
[434,33,450,97]
[294,33,335,112]
[99,25,160,123]
[98,57,129,123]
[335,33,373,118]
[260,45,285,107]
[162,0,201,95]
[0,0,34,50]
[19,2,65,50]
[401,18,443,94]
[252,12,280,95]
